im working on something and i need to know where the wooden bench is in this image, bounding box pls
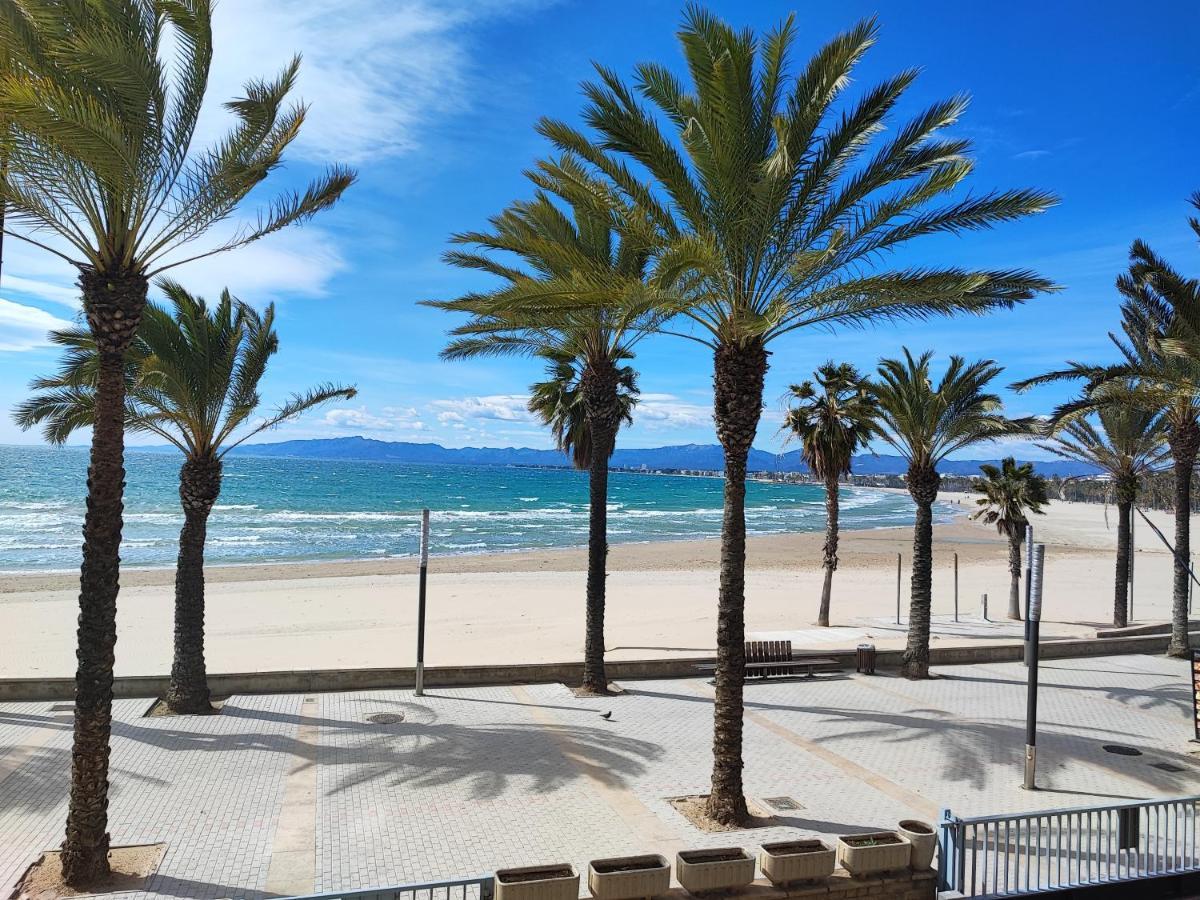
[696,640,842,680]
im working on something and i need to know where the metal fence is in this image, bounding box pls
[283,875,494,900]
[938,796,1200,897]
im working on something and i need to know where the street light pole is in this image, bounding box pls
[1023,524,1033,665]
[1023,543,1046,790]
[415,508,430,697]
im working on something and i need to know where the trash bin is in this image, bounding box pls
[856,643,876,675]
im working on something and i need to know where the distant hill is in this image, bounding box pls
[132,435,1100,478]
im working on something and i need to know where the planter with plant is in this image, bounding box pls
[758,840,835,887]
[674,848,755,896]
[898,820,937,869]
[587,854,670,900]
[836,832,911,877]
[495,865,580,900]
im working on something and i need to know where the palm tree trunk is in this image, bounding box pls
[1115,499,1131,628]
[1007,533,1022,621]
[902,464,940,680]
[61,269,147,887]
[817,474,839,627]
[165,455,222,714]
[705,340,766,826]
[580,362,621,695]
[1168,421,1199,657]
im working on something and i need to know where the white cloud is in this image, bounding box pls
[1,274,79,309]
[0,299,74,352]
[430,394,533,423]
[198,0,546,165]
[322,405,426,433]
[636,393,712,430]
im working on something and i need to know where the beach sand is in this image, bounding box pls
[0,492,1194,678]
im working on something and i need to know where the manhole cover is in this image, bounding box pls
[366,713,405,725]
[1152,761,1187,773]
[1102,744,1143,757]
[49,704,73,712]
[763,796,803,811]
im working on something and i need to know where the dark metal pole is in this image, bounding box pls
[896,552,902,625]
[1023,543,1046,790]
[1023,524,1033,664]
[953,552,959,623]
[415,508,430,696]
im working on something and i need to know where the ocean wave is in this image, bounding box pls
[213,504,259,511]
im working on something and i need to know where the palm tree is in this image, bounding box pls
[538,7,1055,822]
[15,281,354,713]
[1039,407,1167,626]
[0,2,353,882]
[426,158,661,694]
[1014,203,1199,655]
[782,362,876,626]
[970,457,1049,620]
[872,349,1031,679]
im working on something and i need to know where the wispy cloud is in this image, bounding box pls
[1013,149,1051,161]
[200,0,549,165]
[0,299,73,352]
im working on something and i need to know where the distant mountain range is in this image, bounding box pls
[132,435,1100,478]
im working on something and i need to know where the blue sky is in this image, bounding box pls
[1,0,1197,458]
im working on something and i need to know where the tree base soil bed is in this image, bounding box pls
[144,698,224,717]
[669,795,777,832]
[11,843,166,900]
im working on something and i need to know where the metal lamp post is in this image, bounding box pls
[1023,542,1046,790]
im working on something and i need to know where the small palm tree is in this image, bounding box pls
[0,2,352,881]
[970,457,1049,621]
[427,158,661,694]
[872,349,1031,679]
[15,281,354,713]
[782,363,876,626]
[539,7,1055,824]
[1040,407,1167,626]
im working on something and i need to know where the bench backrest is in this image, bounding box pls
[746,639,792,676]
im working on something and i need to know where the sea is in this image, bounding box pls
[0,445,951,573]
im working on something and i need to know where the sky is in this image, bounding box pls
[1,0,1197,459]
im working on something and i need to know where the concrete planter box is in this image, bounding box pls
[495,865,579,900]
[836,832,911,877]
[898,819,937,870]
[675,848,755,895]
[587,854,670,900]
[758,840,834,886]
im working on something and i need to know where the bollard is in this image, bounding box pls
[896,553,902,625]
[415,508,430,696]
[981,593,988,622]
[953,552,959,623]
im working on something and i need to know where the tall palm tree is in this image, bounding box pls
[970,457,1049,620]
[1014,203,1199,655]
[872,349,1031,679]
[426,158,662,694]
[782,362,876,626]
[539,7,1055,822]
[1039,407,1167,626]
[15,281,354,713]
[0,2,353,882]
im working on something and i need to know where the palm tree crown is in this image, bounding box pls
[15,280,355,455]
[0,0,354,277]
[872,349,1031,472]
[528,350,638,470]
[971,457,1049,539]
[1041,406,1167,504]
[783,362,876,480]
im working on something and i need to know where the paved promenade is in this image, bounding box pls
[1,654,1197,898]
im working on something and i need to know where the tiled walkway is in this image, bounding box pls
[1,654,1197,898]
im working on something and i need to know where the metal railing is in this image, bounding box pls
[283,875,493,900]
[938,796,1200,897]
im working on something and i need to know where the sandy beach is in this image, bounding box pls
[1,490,1195,679]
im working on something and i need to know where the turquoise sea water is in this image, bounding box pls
[0,445,949,572]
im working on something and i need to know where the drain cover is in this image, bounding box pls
[1152,762,1187,773]
[366,712,405,725]
[763,796,803,811]
[49,704,73,712]
[1103,744,1143,757]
